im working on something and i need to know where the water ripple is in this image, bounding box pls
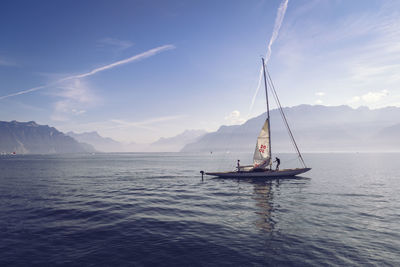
[1,153,400,266]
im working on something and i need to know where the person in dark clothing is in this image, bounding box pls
[237,160,240,172]
[274,157,280,171]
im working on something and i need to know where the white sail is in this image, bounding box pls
[253,118,271,168]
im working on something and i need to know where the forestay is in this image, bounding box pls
[253,118,271,168]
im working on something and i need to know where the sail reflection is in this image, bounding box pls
[248,179,276,232]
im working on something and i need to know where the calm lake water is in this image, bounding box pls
[1,152,399,266]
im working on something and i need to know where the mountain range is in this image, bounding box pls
[66,131,123,152]
[0,121,94,154]
[2,105,400,154]
[182,105,400,153]
[67,129,207,152]
[0,120,206,154]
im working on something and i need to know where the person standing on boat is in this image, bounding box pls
[274,157,280,171]
[237,160,240,172]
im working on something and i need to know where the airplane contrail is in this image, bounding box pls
[0,44,175,100]
[247,67,264,119]
[64,44,175,80]
[247,0,289,118]
[266,0,289,63]
[0,85,47,100]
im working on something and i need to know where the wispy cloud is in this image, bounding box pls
[348,96,361,105]
[247,67,264,119]
[54,114,187,143]
[315,92,325,105]
[0,44,175,100]
[248,0,289,117]
[348,89,390,108]
[225,110,245,125]
[50,79,97,121]
[68,44,175,80]
[265,0,289,63]
[0,85,47,100]
[361,90,389,103]
[110,115,186,130]
[268,1,400,108]
[0,58,17,67]
[97,37,133,51]
[58,115,186,133]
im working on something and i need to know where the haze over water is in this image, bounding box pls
[1,152,399,266]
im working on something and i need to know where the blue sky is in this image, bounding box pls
[1,0,399,143]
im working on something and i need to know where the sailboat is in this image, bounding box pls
[205,58,311,178]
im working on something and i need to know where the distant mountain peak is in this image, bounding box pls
[8,120,39,126]
[67,130,102,138]
[67,131,122,152]
[182,104,400,152]
[0,120,94,154]
[150,129,207,152]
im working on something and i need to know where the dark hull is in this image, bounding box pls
[206,168,311,178]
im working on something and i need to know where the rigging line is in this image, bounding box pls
[266,77,298,162]
[265,66,307,168]
[267,71,306,168]
[268,78,305,168]
[220,61,266,170]
[263,73,290,153]
[268,80,306,168]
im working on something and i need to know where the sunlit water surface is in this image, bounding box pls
[1,153,399,266]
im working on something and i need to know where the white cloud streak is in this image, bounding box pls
[50,79,97,121]
[66,44,175,80]
[247,0,289,117]
[361,89,389,103]
[0,86,47,100]
[348,89,390,108]
[0,44,175,100]
[247,67,264,119]
[110,115,186,131]
[97,37,133,51]
[265,0,289,63]
[225,110,245,125]
[271,1,400,108]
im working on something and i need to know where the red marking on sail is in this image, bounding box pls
[259,144,267,153]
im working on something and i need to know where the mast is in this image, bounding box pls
[265,67,307,168]
[262,58,272,166]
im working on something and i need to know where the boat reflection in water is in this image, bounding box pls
[234,178,276,232]
[239,177,309,232]
[251,179,275,232]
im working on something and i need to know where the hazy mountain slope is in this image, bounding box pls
[372,123,400,150]
[68,129,207,152]
[0,121,94,154]
[182,105,400,152]
[67,131,124,152]
[150,130,207,152]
